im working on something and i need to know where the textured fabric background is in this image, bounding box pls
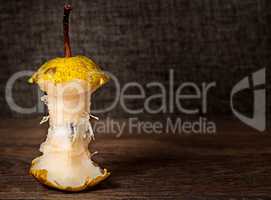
[0,0,269,120]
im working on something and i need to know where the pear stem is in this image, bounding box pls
[63,4,72,57]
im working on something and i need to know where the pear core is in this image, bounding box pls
[29,56,110,191]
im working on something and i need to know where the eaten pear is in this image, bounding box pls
[29,4,110,191]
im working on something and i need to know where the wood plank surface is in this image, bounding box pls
[0,119,270,200]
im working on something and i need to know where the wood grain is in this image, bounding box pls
[0,119,270,199]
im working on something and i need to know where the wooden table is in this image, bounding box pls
[0,118,270,199]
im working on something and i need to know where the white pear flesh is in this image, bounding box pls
[30,80,109,190]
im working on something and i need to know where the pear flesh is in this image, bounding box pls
[30,80,109,191]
